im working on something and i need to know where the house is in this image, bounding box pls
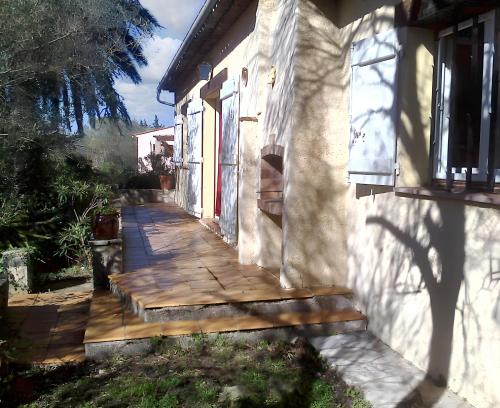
[133,127,174,172]
[157,1,500,407]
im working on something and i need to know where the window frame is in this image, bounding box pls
[433,10,497,184]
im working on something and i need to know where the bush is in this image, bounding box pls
[0,134,116,282]
[125,172,160,189]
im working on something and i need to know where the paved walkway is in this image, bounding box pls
[3,291,91,364]
[84,203,364,345]
[308,331,475,408]
[114,203,351,310]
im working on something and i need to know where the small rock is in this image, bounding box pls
[218,385,252,407]
[268,377,296,401]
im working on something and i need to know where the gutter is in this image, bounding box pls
[156,0,220,99]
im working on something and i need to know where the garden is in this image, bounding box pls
[2,335,371,408]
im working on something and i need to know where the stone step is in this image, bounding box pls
[109,277,355,323]
[84,292,367,360]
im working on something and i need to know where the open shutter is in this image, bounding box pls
[219,77,239,243]
[187,99,203,218]
[173,115,183,164]
[348,29,399,186]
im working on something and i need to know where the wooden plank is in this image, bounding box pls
[200,68,228,99]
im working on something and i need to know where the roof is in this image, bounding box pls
[132,127,174,138]
[154,135,174,142]
[157,0,253,92]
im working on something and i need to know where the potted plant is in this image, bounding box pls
[159,162,175,190]
[146,152,176,190]
[92,206,120,240]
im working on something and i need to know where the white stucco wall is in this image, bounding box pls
[135,127,174,172]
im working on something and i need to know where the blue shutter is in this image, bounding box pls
[219,77,239,243]
[187,99,203,217]
[348,29,399,186]
[173,115,183,164]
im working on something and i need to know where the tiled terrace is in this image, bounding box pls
[84,203,365,346]
[112,203,351,309]
[4,292,91,364]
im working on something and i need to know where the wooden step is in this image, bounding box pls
[84,292,366,344]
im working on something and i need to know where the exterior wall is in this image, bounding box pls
[136,133,155,171]
[172,0,284,268]
[135,128,175,172]
[309,1,500,407]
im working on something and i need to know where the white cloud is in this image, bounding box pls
[115,1,206,125]
[116,35,181,126]
[140,0,205,38]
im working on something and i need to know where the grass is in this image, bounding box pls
[1,336,371,408]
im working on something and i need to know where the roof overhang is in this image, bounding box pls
[400,0,498,27]
[157,0,253,94]
[133,127,175,138]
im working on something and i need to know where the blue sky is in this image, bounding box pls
[115,0,205,127]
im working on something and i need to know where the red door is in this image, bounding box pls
[215,107,223,217]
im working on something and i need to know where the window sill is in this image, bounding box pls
[394,187,500,208]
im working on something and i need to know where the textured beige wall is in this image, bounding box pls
[332,2,500,407]
[172,0,284,268]
[348,189,500,408]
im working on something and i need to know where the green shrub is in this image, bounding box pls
[125,172,161,189]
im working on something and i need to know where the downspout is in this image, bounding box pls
[156,88,175,107]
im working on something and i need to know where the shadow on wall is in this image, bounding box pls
[289,0,495,406]
[276,0,397,288]
[367,202,465,407]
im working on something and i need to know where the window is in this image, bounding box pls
[433,11,497,186]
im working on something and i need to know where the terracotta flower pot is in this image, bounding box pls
[159,174,175,190]
[93,214,119,240]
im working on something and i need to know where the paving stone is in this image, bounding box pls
[308,331,475,408]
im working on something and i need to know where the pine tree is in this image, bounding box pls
[153,114,161,128]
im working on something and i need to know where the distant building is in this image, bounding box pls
[133,127,174,172]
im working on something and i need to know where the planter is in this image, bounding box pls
[159,174,175,190]
[93,214,119,240]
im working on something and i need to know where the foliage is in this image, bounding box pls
[145,153,175,176]
[0,132,116,276]
[0,0,160,134]
[4,338,371,408]
[125,172,161,189]
[79,118,146,187]
[152,114,163,129]
[0,0,159,279]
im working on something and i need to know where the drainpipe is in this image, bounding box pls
[156,88,175,108]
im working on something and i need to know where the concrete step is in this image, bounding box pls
[84,292,367,360]
[109,277,357,323]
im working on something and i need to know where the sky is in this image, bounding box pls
[115,0,205,127]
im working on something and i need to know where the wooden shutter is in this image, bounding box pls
[219,77,239,243]
[348,29,399,186]
[187,99,203,218]
[173,115,183,164]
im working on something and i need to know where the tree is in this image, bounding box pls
[0,0,160,135]
[152,114,162,128]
